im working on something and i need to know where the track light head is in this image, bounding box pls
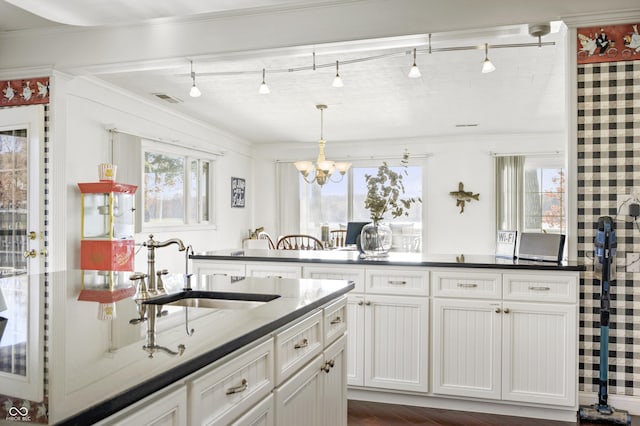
[408,48,421,78]
[481,43,496,73]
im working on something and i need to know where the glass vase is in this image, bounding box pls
[360,222,392,257]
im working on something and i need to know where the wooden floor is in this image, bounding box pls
[348,400,638,426]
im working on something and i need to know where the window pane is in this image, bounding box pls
[299,176,348,236]
[144,152,184,224]
[201,161,209,222]
[188,160,197,223]
[524,167,565,234]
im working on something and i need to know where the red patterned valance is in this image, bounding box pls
[577,23,640,64]
[0,77,49,107]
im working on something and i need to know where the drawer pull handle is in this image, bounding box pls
[294,338,309,349]
[528,286,551,291]
[266,275,283,279]
[213,273,228,276]
[457,283,478,288]
[388,280,407,285]
[226,379,248,395]
[330,316,342,325]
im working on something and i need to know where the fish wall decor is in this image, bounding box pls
[449,182,479,214]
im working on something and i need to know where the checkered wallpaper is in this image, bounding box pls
[577,60,640,396]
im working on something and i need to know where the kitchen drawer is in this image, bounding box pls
[365,267,429,296]
[274,310,323,385]
[323,296,347,346]
[432,270,501,299]
[503,272,578,303]
[193,261,246,278]
[303,265,365,293]
[246,263,301,279]
[188,338,274,426]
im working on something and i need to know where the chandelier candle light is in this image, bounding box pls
[294,104,351,187]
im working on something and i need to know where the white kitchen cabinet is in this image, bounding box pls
[501,301,576,406]
[432,298,502,399]
[364,294,429,392]
[230,394,274,426]
[432,270,578,408]
[96,384,187,426]
[274,334,347,426]
[188,338,274,426]
[346,294,365,386]
[303,265,365,293]
[274,354,324,426]
[192,260,246,277]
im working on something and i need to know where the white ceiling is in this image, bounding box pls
[1,0,637,146]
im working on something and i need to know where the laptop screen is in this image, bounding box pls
[345,222,370,245]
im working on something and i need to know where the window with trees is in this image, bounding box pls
[523,158,565,234]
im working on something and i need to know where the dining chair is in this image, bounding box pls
[276,235,324,250]
[330,229,347,247]
[257,231,276,249]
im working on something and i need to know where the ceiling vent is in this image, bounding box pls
[152,93,183,104]
[455,124,478,128]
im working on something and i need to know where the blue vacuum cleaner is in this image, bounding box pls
[578,216,631,425]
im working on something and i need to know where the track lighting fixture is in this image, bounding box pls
[408,48,421,78]
[332,60,344,87]
[481,43,496,73]
[189,60,201,98]
[259,68,270,94]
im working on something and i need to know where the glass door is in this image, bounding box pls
[0,105,45,403]
[0,105,44,277]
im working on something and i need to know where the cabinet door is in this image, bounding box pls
[432,298,501,399]
[346,294,365,387]
[501,302,577,406]
[364,294,428,392]
[274,354,323,426]
[322,335,347,426]
[230,394,274,426]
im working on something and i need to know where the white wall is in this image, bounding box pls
[254,133,565,256]
[53,75,255,274]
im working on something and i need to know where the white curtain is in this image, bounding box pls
[275,162,300,238]
[495,155,524,233]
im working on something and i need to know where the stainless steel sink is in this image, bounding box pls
[143,290,280,310]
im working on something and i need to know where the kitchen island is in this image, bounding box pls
[0,270,353,425]
[191,249,584,422]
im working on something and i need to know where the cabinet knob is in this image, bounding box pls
[495,307,501,313]
[365,301,371,306]
[23,249,37,259]
[321,362,331,373]
[357,301,364,306]
[503,308,510,314]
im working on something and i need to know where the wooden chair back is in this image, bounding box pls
[330,229,347,247]
[276,235,324,250]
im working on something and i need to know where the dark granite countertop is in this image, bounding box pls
[191,249,585,272]
[0,271,353,425]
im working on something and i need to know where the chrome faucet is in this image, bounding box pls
[143,234,186,293]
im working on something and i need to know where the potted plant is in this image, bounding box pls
[361,151,421,256]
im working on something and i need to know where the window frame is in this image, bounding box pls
[522,155,566,235]
[140,140,216,231]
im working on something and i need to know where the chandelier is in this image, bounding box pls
[294,104,351,187]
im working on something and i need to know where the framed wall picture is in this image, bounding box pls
[496,230,517,259]
[231,177,246,208]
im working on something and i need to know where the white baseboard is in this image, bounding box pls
[348,388,578,422]
[579,392,640,415]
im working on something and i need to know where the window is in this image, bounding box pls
[299,161,423,251]
[142,141,215,228]
[523,157,565,234]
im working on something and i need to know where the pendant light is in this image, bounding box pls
[332,60,344,87]
[481,43,496,73]
[259,68,270,94]
[189,60,201,97]
[408,48,421,78]
[294,104,351,187]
